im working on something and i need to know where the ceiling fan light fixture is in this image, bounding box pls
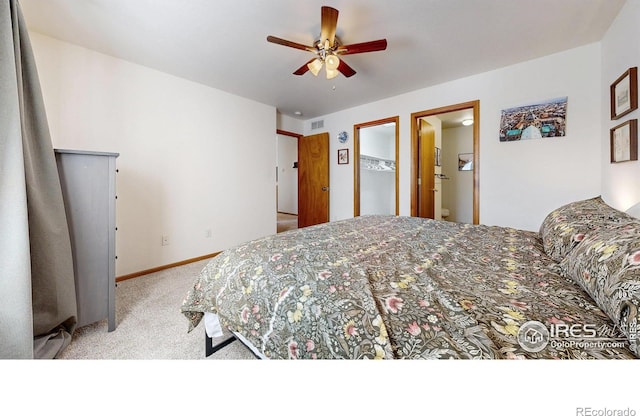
[325,54,340,71]
[326,67,339,79]
[307,58,323,76]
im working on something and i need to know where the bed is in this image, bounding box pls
[181,196,640,359]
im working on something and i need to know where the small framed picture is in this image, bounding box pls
[338,148,349,165]
[610,67,638,120]
[610,119,638,163]
[458,153,473,171]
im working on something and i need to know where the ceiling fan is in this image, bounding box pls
[266,6,387,79]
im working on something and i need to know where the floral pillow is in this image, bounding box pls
[539,196,635,262]
[560,222,640,357]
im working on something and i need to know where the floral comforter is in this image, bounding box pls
[181,215,635,359]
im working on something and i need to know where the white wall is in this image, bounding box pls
[276,134,298,214]
[359,126,395,160]
[30,33,277,276]
[601,0,640,211]
[277,112,303,134]
[306,43,602,231]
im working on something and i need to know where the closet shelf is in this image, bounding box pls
[360,154,396,172]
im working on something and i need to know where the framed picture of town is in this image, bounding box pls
[499,97,568,142]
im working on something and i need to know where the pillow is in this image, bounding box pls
[539,196,635,262]
[627,202,640,220]
[560,221,640,357]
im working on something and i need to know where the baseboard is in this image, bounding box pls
[116,252,220,282]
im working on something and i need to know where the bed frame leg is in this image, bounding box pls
[205,332,237,357]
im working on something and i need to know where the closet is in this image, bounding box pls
[354,117,399,216]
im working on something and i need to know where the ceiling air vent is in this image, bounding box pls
[311,120,324,130]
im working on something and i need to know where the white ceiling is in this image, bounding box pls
[19,0,625,121]
[437,109,474,130]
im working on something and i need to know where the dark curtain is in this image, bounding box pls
[0,0,77,358]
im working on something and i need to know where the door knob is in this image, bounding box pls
[322,187,329,191]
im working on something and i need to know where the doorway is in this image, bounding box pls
[354,116,399,216]
[411,100,480,223]
[276,129,330,230]
[276,129,300,232]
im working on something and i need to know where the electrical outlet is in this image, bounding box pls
[205,229,212,238]
[162,235,169,246]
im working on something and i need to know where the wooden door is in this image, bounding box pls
[298,132,329,227]
[418,119,435,218]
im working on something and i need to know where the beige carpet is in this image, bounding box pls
[277,212,298,233]
[57,258,256,360]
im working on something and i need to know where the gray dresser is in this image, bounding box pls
[55,149,119,332]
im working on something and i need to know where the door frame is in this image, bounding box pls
[353,116,400,216]
[410,100,480,223]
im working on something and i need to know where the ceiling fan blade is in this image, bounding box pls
[320,6,339,47]
[293,58,317,76]
[337,39,387,55]
[267,35,315,52]
[337,59,356,78]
